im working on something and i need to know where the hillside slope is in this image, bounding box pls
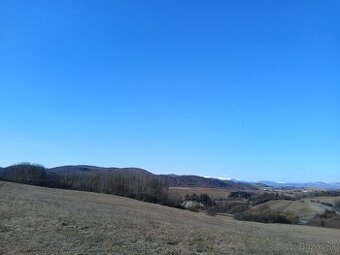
[1,181,340,254]
[160,174,256,190]
[0,164,255,191]
[259,199,338,221]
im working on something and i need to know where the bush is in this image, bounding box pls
[184,193,214,208]
[227,191,294,205]
[228,191,254,200]
[309,209,340,229]
[199,193,214,207]
[251,193,293,205]
[213,201,250,214]
[205,206,218,216]
[320,202,333,207]
[334,199,340,211]
[184,193,200,202]
[234,205,298,224]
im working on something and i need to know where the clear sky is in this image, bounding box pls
[0,0,339,182]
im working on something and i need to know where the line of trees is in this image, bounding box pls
[184,193,214,207]
[0,163,181,207]
[52,169,169,204]
[227,191,293,205]
[335,199,340,211]
[234,205,298,224]
[0,163,46,184]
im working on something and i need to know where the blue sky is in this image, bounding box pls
[0,0,339,182]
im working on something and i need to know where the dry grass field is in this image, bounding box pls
[258,199,334,221]
[1,181,340,255]
[168,186,231,200]
[313,196,340,206]
[258,197,340,222]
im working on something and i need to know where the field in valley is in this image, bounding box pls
[1,181,340,255]
[168,186,232,200]
[257,199,335,221]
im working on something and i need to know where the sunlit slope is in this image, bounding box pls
[1,181,340,255]
[260,199,334,219]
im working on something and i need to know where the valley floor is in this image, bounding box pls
[1,181,340,255]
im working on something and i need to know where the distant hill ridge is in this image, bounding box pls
[0,163,256,209]
[48,165,254,189]
[48,165,256,189]
[255,180,340,190]
[2,164,339,190]
[48,165,151,175]
[0,164,255,190]
[160,174,256,190]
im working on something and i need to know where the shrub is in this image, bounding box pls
[334,199,340,211]
[184,193,214,208]
[251,193,293,205]
[205,206,218,216]
[185,193,200,202]
[234,205,298,224]
[228,191,254,200]
[320,202,333,207]
[213,201,250,214]
[309,209,340,229]
[199,193,214,207]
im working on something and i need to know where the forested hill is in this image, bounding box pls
[0,164,254,190]
[48,165,152,176]
[160,174,257,190]
[0,164,170,204]
[49,165,255,189]
[0,163,256,207]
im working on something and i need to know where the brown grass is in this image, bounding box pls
[1,181,340,254]
[168,186,232,200]
[313,196,340,206]
[260,198,338,222]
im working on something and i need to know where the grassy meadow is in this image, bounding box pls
[1,181,340,254]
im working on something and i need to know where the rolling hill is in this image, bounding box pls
[0,164,255,191]
[160,174,256,190]
[1,181,340,254]
[256,199,334,222]
[256,180,340,190]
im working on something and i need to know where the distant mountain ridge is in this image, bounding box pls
[0,164,255,190]
[160,174,256,190]
[255,180,340,190]
[48,165,255,189]
[3,164,338,190]
[48,165,151,175]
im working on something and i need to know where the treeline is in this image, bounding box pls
[184,193,214,207]
[0,163,181,207]
[234,205,298,224]
[160,174,256,190]
[204,192,293,217]
[306,190,340,197]
[208,201,250,215]
[309,209,340,229]
[0,163,47,185]
[227,191,293,205]
[335,199,340,211]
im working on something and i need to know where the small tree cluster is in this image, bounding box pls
[184,193,214,207]
[0,163,46,184]
[309,209,340,229]
[234,205,298,224]
[334,199,340,211]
